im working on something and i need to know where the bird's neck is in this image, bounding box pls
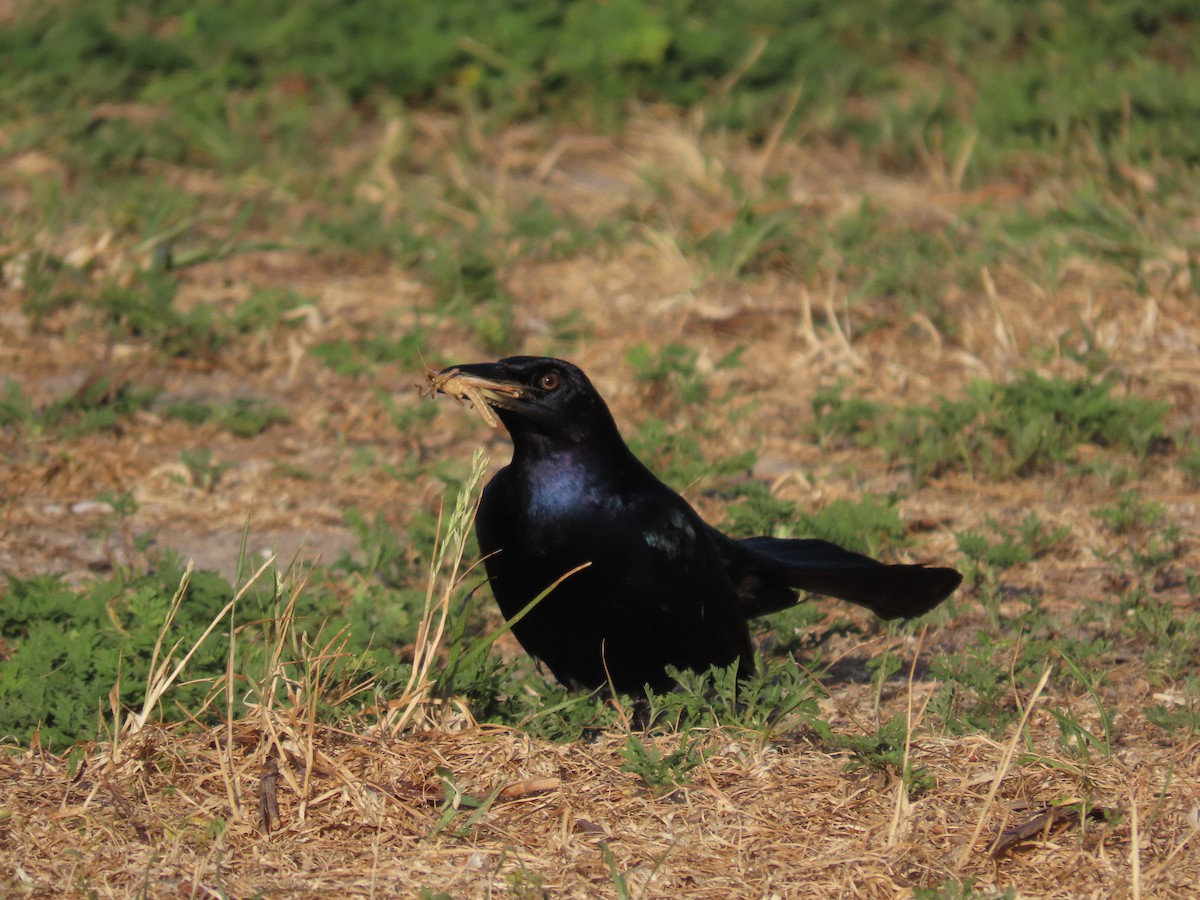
[510,433,642,520]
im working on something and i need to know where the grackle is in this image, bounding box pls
[434,356,961,695]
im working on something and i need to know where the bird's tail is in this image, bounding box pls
[725,535,963,620]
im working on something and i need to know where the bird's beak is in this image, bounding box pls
[422,362,524,427]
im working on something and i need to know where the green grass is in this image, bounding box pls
[813,372,1169,482]
[621,732,707,796]
[164,397,290,437]
[0,376,159,448]
[0,560,238,749]
[5,2,1196,388]
[5,1,1197,166]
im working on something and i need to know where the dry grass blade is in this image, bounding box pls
[125,557,276,744]
[386,450,491,734]
[888,626,932,846]
[1131,788,1143,900]
[959,663,1053,868]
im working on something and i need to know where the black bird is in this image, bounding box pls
[435,356,961,695]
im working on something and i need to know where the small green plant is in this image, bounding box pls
[28,377,159,439]
[621,733,705,796]
[1144,703,1200,735]
[504,857,549,899]
[177,448,230,491]
[694,205,798,279]
[867,649,903,711]
[626,342,708,406]
[166,397,290,436]
[928,637,1020,736]
[339,507,410,586]
[310,330,428,377]
[796,497,908,557]
[1179,439,1200,484]
[95,489,139,520]
[1092,492,1183,579]
[827,714,934,798]
[956,513,1067,624]
[1092,491,1166,534]
[1043,647,1117,760]
[428,768,504,839]
[648,657,825,739]
[428,230,514,354]
[230,287,310,333]
[809,381,885,449]
[914,879,1016,900]
[0,559,233,748]
[95,271,226,358]
[601,843,632,900]
[1124,602,1200,681]
[626,415,755,493]
[508,197,600,260]
[813,374,1168,483]
[0,379,36,430]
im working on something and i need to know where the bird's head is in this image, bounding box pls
[431,356,622,452]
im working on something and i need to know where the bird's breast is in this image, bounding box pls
[520,457,619,522]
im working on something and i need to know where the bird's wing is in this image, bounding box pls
[714,530,962,620]
[606,494,756,677]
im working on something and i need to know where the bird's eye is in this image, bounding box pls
[538,371,561,391]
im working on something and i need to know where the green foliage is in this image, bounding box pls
[6,1,1196,168]
[0,380,37,431]
[812,201,1007,319]
[956,513,1068,623]
[504,859,548,899]
[1050,651,1117,760]
[1124,602,1200,682]
[1,376,158,444]
[0,560,232,749]
[928,635,1019,735]
[508,197,607,260]
[165,397,290,436]
[310,331,428,377]
[957,513,1068,573]
[0,509,438,749]
[53,378,160,438]
[694,205,800,280]
[1144,703,1200,736]
[601,843,632,900]
[810,381,886,448]
[867,649,903,708]
[649,657,826,739]
[826,713,934,798]
[814,373,1167,482]
[176,448,230,491]
[230,287,311,333]
[621,733,706,796]
[1092,491,1166,534]
[796,497,908,557]
[96,271,225,358]
[627,415,755,492]
[914,879,1015,900]
[626,342,708,405]
[427,769,504,840]
[1179,439,1200,484]
[721,479,802,536]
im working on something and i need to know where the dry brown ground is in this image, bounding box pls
[3,713,1198,898]
[2,112,1199,896]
